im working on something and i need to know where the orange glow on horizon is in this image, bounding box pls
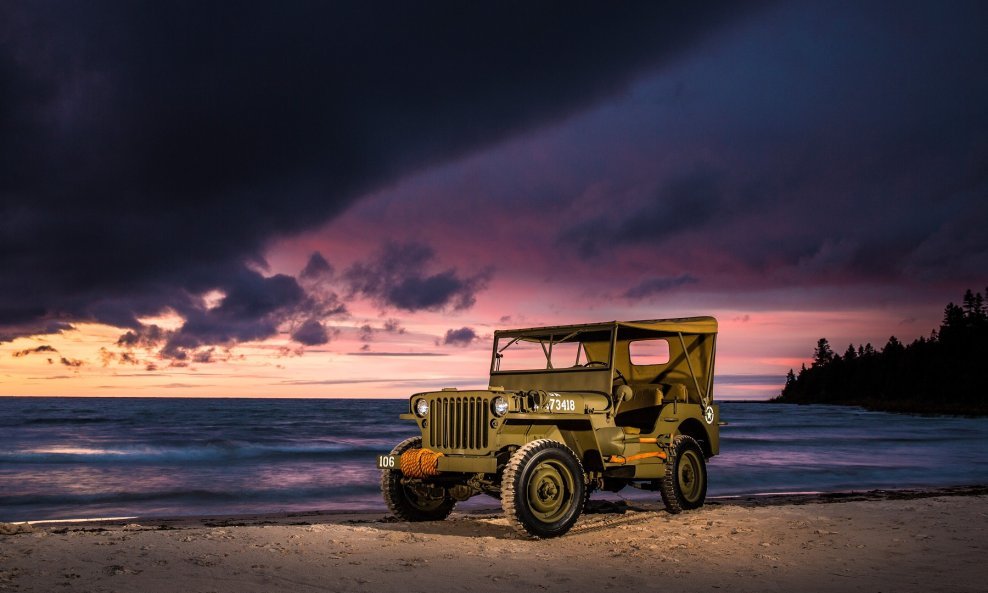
[0,295,944,401]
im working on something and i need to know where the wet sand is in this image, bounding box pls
[1,487,986,593]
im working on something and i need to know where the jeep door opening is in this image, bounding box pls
[378,317,719,538]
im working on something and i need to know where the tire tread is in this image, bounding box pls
[659,435,706,514]
[501,439,585,539]
[381,436,455,522]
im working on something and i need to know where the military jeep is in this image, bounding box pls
[378,317,719,538]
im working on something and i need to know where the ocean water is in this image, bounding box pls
[1,398,986,522]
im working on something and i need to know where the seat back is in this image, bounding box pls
[615,385,663,432]
[664,383,688,403]
[614,383,689,432]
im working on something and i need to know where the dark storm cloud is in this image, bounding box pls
[108,268,338,359]
[11,344,58,357]
[290,319,330,346]
[192,348,215,364]
[549,1,988,299]
[345,242,491,312]
[172,275,301,344]
[564,168,727,258]
[616,171,724,237]
[300,252,333,280]
[0,0,764,347]
[0,322,74,344]
[624,274,698,299]
[159,270,308,358]
[354,318,405,345]
[117,325,167,349]
[442,327,479,348]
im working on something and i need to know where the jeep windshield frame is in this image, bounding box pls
[490,326,616,375]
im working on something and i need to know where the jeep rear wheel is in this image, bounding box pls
[381,436,456,521]
[660,435,707,514]
[502,439,586,538]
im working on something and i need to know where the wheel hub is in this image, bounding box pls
[678,451,702,501]
[681,465,694,486]
[538,480,559,500]
[528,463,569,516]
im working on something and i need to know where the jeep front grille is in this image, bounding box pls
[430,396,490,451]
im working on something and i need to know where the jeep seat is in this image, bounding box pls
[615,385,663,432]
[664,383,688,404]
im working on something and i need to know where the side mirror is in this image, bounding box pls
[614,385,633,403]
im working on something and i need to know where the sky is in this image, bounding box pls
[1,1,986,399]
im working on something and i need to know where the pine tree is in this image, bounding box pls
[776,287,988,414]
[962,289,977,317]
[943,302,965,329]
[812,338,834,367]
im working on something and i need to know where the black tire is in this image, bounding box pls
[660,435,707,514]
[501,439,586,538]
[381,436,456,522]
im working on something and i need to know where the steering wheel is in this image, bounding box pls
[583,361,628,386]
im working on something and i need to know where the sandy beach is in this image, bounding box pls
[2,487,985,593]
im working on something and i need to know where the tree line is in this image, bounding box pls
[772,288,988,415]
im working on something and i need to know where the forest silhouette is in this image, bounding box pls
[773,288,988,415]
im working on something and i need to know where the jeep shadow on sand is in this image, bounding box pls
[378,317,720,538]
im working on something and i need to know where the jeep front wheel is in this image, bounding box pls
[381,436,456,521]
[659,435,707,514]
[502,439,586,538]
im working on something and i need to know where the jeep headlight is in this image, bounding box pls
[492,396,509,417]
[414,398,430,417]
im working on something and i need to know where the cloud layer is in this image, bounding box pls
[345,242,491,312]
[0,1,762,349]
[304,1,988,314]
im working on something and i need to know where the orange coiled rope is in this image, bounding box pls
[399,448,444,478]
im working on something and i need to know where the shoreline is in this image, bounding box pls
[0,484,988,535]
[2,485,986,592]
[4,484,985,529]
[769,398,988,417]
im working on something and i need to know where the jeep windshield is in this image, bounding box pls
[491,328,614,373]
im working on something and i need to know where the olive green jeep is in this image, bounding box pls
[378,317,720,538]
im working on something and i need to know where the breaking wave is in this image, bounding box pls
[0,441,392,465]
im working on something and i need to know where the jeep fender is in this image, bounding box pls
[672,417,716,458]
[516,421,605,473]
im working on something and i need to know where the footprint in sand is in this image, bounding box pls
[102,565,141,576]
